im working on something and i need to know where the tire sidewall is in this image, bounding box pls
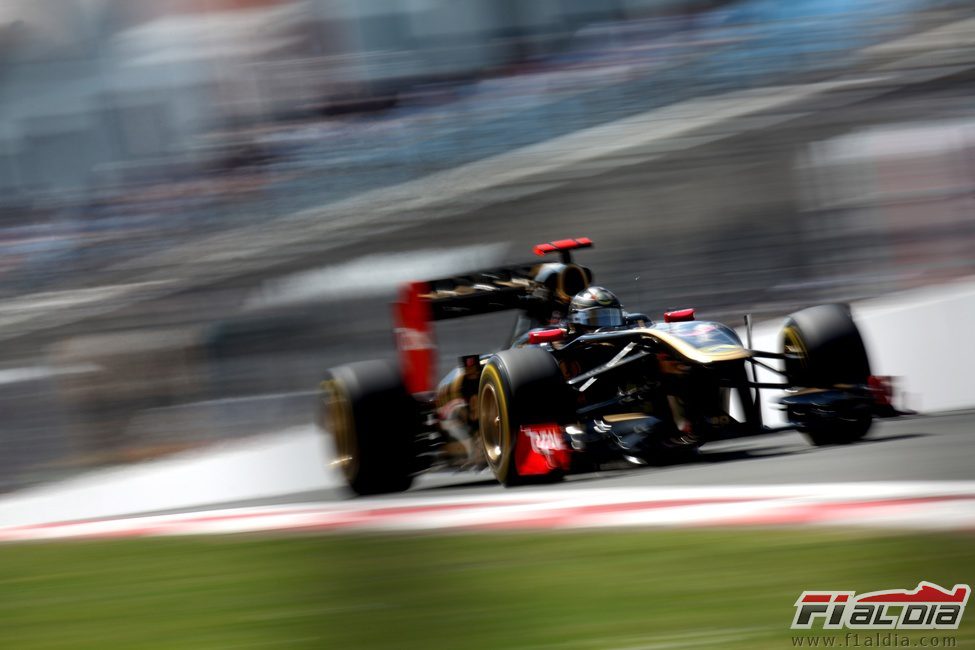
[782,304,871,387]
[478,348,569,486]
[478,362,517,484]
[322,360,417,495]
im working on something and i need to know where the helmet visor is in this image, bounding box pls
[571,307,624,329]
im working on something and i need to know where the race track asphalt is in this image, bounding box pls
[221,410,975,508]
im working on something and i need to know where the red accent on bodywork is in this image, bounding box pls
[664,308,695,323]
[527,328,566,345]
[868,375,893,406]
[514,425,572,476]
[393,282,436,394]
[533,237,593,257]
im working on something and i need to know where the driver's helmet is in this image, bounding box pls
[567,286,625,332]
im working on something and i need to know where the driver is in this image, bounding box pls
[566,286,627,334]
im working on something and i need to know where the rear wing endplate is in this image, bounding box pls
[394,239,592,393]
[393,265,538,393]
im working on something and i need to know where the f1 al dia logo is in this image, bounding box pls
[792,582,970,630]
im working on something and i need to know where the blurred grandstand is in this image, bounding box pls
[0,0,973,489]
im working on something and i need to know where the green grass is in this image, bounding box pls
[1,530,973,649]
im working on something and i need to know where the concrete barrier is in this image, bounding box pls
[0,426,342,528]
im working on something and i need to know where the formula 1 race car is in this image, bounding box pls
[318,238,902,495]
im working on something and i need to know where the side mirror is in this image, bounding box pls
[527,328,567,344]
[664,308,695,323]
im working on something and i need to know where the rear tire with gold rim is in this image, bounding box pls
[478,348,570,487]
[319,361,417,495]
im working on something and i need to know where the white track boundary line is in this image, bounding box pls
[3,482,974,542]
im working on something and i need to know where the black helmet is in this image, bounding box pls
[568,286,625,331]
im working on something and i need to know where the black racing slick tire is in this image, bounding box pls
[781,304,873,446]
[798,417,872,447]
[478,348,570,487]
[781,304,871,388]
[319,360,418,495]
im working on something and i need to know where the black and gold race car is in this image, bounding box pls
[319,238,902,495]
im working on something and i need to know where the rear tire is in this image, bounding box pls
[781,304,873,446]
[319,360,418,495]
[478,348,570,487]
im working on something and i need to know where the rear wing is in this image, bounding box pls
[393,239,593,393]
[533,237,592,262]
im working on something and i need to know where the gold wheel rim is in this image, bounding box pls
[783,327,807,364]
[782,326,810,388]
[480,382,503,465]
[321,380,358,482]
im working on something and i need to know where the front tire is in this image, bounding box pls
[319,360,418,495]
[798,416,872,446]
[478,348,570,487]
[781,304,873,446]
